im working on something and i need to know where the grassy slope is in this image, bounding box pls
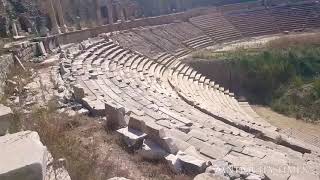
[192,34,320,122]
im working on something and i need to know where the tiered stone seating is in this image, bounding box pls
[131,28,182,54]
[226,8,280,37]
[189,12,242,43]
[271,2,320,31]
[110,31,163,58]
[113,22,215,58]
[155,22,215,50]
[168,62,277,133]
[59,37,320,179]
[183,35,215,50]
[281,128,320,149]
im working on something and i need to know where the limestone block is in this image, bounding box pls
[105,102,126,128]
[128,114,145,131]
[161,136,191,153]
[81,98,105,116]
[72,84,85,102]
[0,131,48,180]
[138,139,168,160]
[177,151,207,174]
[188,129,209,142]
[165,154,182,173]
[116,127,146,149]
[0,104,13,136]
[159,137,179,154]
[36,42,47,56]
[144,120,164,141]
[200,143,232,160]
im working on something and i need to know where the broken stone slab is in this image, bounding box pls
[0,131,48,180]
[116,127,146,149]
[160,136,191,153]
[158,137,179,154]
[193,173,230,180]
[165,154,182,173]
[105,102,126,128]
[81,98,105,116]
[206,160,240,179]
[0,104,13,136]
[177,151,207,174]
[137,139,168,160]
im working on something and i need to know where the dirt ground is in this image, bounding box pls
[206,30,320,52]
[253,105,320,139]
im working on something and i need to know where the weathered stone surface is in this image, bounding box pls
[105,102,126,128]
[177,151,207,174]
[193,173,230,180]
[0,131,48,180]
[159,137,179,154]
[72,84,85,101]
[206,160,240,179]
[200,143,232,160]
[0,104,13,136]
[165,154,182,173]
[81,98,105,116]
[138,139,168,160]
[128,114,145,131]
[189,129,209,142]
[45,153,71,180]
[116,127,146,149]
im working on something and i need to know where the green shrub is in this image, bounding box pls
[313,78,320,98]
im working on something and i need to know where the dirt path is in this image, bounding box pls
[253,105,320,147]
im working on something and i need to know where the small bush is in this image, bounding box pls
[313,78,320,98]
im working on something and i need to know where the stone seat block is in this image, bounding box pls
[0,104,13,136]
[81,98,105,116]
[0,131,48,180]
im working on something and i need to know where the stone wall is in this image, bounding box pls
[0,53,14,96]
[14,43,36,61]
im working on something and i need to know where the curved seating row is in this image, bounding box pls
[59,37,320,179]
[189,12,243,43]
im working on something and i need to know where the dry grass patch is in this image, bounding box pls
[266,33,320,49]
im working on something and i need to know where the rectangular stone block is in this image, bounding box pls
[105,102,126,128]
[0,104,13,136]
[0,131,48,180]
